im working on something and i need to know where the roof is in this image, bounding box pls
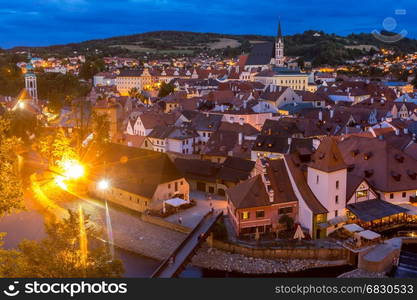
[267,159,298,204]
[227,175,271,209]
[174,158,219,182]
[339,136,417,192]
[343,223,364,233]
[88,143,183,198]
[284,154,328,214]
[310,137,347,172]
[218,157,255,183]
[347,199,408,222]
[358,230,381,240]
[246,42,274,66]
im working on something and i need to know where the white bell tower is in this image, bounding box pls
[275,21,285,67]
[25,52,38,103]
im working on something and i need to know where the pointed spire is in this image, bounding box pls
[277,20,282,39]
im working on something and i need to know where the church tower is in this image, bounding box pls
[25,52,38,103]
[275,21,285,67]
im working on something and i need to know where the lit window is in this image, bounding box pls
[356,190,368,198]
[241,211,250,220]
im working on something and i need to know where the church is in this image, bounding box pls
[244,22,310,91]
[244,21,285,70]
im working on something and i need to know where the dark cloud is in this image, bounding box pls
[1,0,416,48]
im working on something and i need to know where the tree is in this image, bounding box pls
[158,82,175,98]
[0,118,23,217]
[79,57,105,81]
[0,210,124,278]
[37,129,78,167]
[91,112,110,150]
[279,214,294,231]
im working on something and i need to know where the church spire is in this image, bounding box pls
[277,20,282,39]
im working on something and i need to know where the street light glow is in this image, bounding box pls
[62,160,85,180]
[18,102,25,109]
[98,179,110,190]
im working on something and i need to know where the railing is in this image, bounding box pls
[151,210,223,278]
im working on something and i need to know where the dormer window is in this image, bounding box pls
[363,152,372,160]
[391,171,401,181]
[394,154,404,163]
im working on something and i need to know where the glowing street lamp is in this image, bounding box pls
[97,179,110,191]
[61,160,85,180]
[18,102,25,109]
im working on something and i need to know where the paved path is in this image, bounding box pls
[152,211,223,278]
[164,191,226,227]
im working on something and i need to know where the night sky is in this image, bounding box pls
[0,0,415,48]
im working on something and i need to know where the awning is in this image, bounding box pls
[328,215,348,226]
[347,199,408,222]
[164,198,188,208]
[358,230,381,240]
[343,223,364,233]
[398,204,417,216]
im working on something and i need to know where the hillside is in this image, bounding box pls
[7,30,417,66]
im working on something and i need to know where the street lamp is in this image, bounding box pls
[18,102,25,109]
[98,179,110,191]
[62,160,85,180]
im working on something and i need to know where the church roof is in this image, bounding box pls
[246,42,274,66]
[277,21,282,39]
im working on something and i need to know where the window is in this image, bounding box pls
[356,190,368,198]
[335,195,339,204]
[390,193,394,199]
[402,192,407,198]
[279,207,293,214]
[241,211,250,220]
[168,183,171,189]
[335,210,338,217]
[256,210,265,218]
[316,175,319,184]
[336,181,339,189]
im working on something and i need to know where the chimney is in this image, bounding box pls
[330,109,334,119]
[318,110,323,121]
[239,118,244,126]
[288,137,292,145]
[243,100,247,110]
[395,129,400,136]
[404,128,409,134]
[238,132,243,145]
[269,190,274,203]
[371,97,374,104]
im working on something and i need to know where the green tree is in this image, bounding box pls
[79,58,105,81]
[91,112,110,152]
[37,129,77,167]
[0,118,23,217]
[279,214,294,231]
[158,82,175,98]
[0,210,124,278]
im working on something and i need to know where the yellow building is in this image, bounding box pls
[254,67,309,91]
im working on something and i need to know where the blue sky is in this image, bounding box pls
[0,0,415,48]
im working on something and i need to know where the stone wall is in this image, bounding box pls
[211,239,348,260]
[141,214,191,234]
